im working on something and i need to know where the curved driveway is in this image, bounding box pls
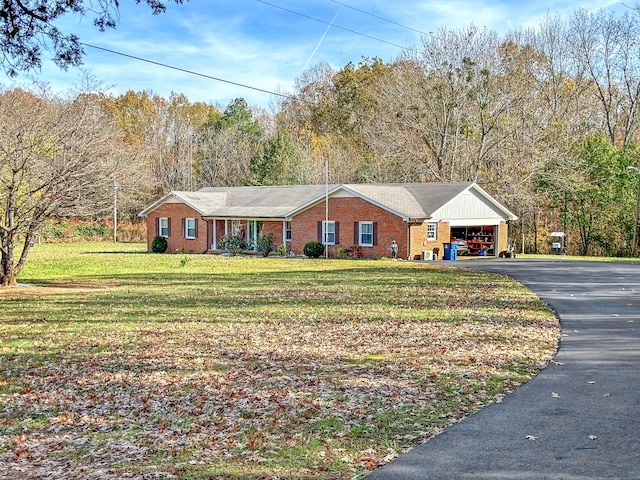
[367,259,640,480]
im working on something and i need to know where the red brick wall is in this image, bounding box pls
[146,203,208,253]
[263,221,285,248]
[291,197,407,259]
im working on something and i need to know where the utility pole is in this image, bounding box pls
[113,179,118,243]
[325,157,329,259]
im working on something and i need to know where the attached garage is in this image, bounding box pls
[426,184,516,258]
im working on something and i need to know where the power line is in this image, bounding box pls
[328,0,434,37]
[81,42,296,101]
[255,0,414,52]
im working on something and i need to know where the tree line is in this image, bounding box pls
[3,6,640,285]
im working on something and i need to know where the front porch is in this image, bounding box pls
[207,218,291,254]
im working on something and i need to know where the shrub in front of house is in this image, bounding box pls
[303,241,324,258]
[256,233,275,257]
[151,235,168,253]
[220,234,248,255]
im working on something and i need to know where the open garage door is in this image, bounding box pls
[451,225,498,256]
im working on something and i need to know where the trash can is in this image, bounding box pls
[422,250,433,261]
[443,242,457,261]
[442,242,458,260]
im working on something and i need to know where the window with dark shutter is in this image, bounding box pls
[320,221,336,244]
[184,218,197,239]
[359,221,374,246]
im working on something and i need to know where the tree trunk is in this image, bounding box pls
[0,242,17,287]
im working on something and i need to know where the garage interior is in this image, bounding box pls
[451,226,496,256]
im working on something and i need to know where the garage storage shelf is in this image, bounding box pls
[465,230,495,256]
[466,239,494,255]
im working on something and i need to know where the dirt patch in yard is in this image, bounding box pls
[0,282,114,298]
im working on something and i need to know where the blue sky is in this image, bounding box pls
[6,0,626,110]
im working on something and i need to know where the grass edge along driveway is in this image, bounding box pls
[0,243,560,480]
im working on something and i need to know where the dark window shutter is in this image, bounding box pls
[373,222,378,246]
[317,221,322,242]
[155,217,160,236]
[335,222,340,245]
[354,222,359,244]
[195,219,199,238]
[182,218,186,238]
[167,218,171,237]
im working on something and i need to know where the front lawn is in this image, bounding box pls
[0,243,559,479]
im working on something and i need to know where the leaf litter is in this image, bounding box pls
[0,258,560,479]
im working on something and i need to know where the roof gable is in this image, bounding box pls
[138,191,213,217]
[431,183,516,221]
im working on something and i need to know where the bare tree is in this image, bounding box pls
[568,9,640,146]
[0,86,136,286]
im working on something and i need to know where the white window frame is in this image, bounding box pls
[159,217,170,237]
[427,222,438,241]
[359,221,374,247]
[285,221,292,241]
[185,218,197,239]
[322,220,336,245]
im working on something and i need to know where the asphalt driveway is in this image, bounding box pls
[366,259,640,480]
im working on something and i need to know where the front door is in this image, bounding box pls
[248,220,263,251]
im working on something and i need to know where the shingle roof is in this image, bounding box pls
[341,182,473,220]
[140,185,336,218]
[139,182,513,221]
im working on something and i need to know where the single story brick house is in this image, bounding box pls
[138,182,517,259]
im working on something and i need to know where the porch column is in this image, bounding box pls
[282,221,286,248]
[213,219,217,250]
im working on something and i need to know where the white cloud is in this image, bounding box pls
[1,0,628,108]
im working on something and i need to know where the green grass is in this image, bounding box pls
[0,242,560,479]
